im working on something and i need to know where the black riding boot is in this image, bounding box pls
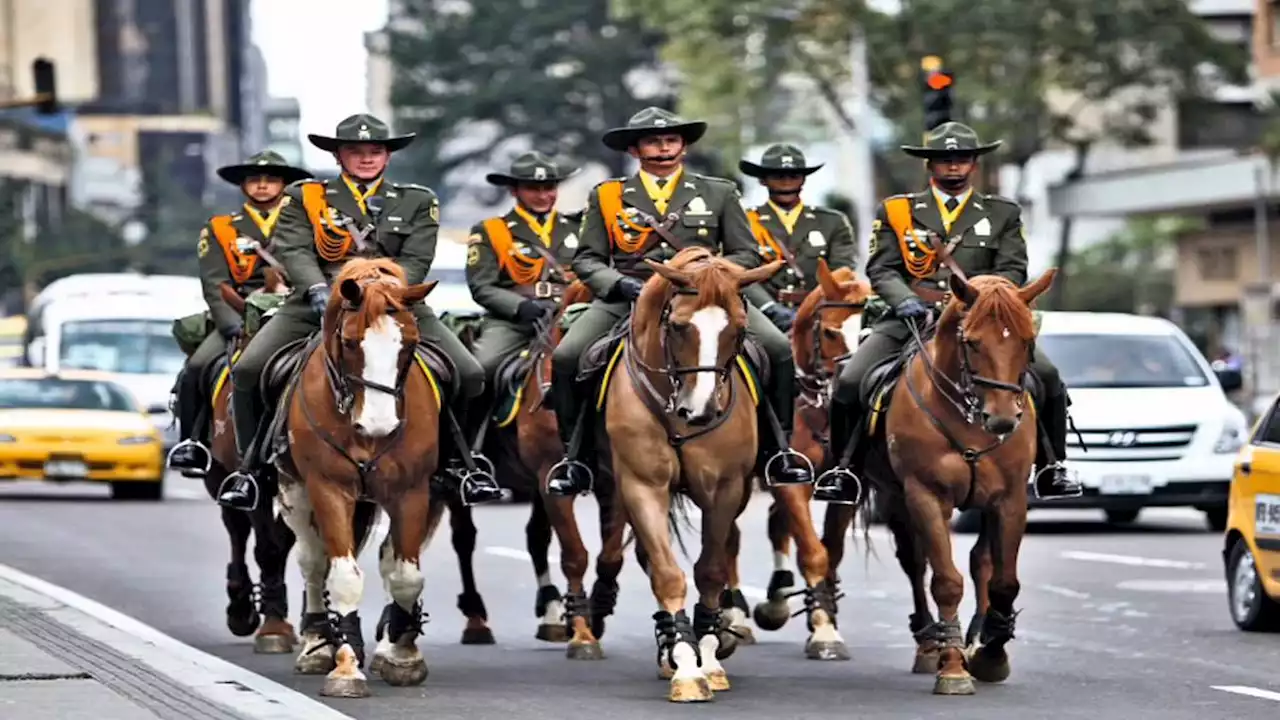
[546,366,594,497]
[167,367,211,475]
[1032,390,1082,498]
[813,398,865,504]
[449,402,504,506]
[217,388,264,512]
[759,403,813,486]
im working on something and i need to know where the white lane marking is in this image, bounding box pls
[1116,579,1226,593]
[164,485,207,501]
[1211,685,1280,703]
[1060,550,1206,570]
[1038,584,1090,599]
[0,562,354,720]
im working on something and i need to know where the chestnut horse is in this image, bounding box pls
[608,247,781,702]
[274,258,440,699]
[747,259,871,661]
[884,269,1055,696]
[206,270,298,654]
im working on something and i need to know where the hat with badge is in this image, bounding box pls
[900,121,1001,159]
[484,151,580,186]
[739,143,824,177]
[601,107,707,152]
[307,113,416,153]
[216,149,313,185]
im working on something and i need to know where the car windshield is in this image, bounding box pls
[1036,333,1209,389]
[0,377,137,411]
[58,320,187,375]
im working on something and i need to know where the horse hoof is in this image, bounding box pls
[375,656,429,687]
[912,650,940,674]
[933,673,976,696]
[715,633,739,661]
[566,641,604,660]
[227,611,260,638]
[805,640,851,661]
[967,645,1010,683]
[369,654,386,676]
[460,627,495,645]
[730,625,756,645]
[536,623,570,643]
[751,601,789,632]
[669,676,713,703]
[320,675,369,698]
[705,668,730,692]
[295,646,336,675]
[253,633,294,654]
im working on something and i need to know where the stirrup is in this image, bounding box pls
[166,438,212,478]
[456,452,505,506]
[762,448,814,487]
[1029,462,1082,500]
[216,471,260,512]
[545,458,594,497]
[813,466,864,506]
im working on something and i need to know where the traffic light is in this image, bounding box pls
[32,58,57,115]
[921,56,953,131]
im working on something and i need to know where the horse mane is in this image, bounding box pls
[329,258,410,336]
[949,275,1037,341]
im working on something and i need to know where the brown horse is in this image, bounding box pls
[274,258,441,699]
[747,259,871,661]
[884,269,1055,696]
[608,247,781,702]
[205,270,298,654]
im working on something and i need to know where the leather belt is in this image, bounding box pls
[777,289,808,306]
[513,281,565,299]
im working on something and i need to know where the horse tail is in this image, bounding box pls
[619,489,696,563]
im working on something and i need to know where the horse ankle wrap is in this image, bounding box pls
[376,600,428,644]
[589,579,618,618]
[534,584,563,617]
[915,619,964,649]
[563,591,590,620]
[457,590,488,620]
[652,609,699,669]
[692,602,722,638]
[981,607,1019,644]
[801,580,843,631]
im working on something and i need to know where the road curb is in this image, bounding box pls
[0,562,355,720]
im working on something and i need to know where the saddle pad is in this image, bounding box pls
[595,339,760,411]
[209,350,241,407]
[411,349,443,410]
[492,349,537,428]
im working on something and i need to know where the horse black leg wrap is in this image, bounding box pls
[378,601,426,645]
[653,609,699,669]
[457,590,488,621]
[979,607,1018,650]
[534,584,563,618]
[909,610,935,635]
[330,610,365,666]
[766,569,796,599]
[803,580,843,632]
[258,579,287,620]
[563,591,589,632]
[720,588,749,614]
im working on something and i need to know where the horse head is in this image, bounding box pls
[640,248,782,426]
[326,258,436,438]
[795,258,873,393]
[940,268,1056,436]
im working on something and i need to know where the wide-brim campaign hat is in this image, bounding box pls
[485,151,581,186]
[216,150,313,185]
[601,107,707,152]
[900,122,1001,159]
[307,113,416,153]
[739,143,824,177]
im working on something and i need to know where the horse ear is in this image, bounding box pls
[948,273,978,305]
[737,259,785,288]
[1019,267,1057,305]
[816,258,842,299]
[645,259,692,288]
[219,283,246,314]
[339,278,363,305]
[400,281,438,305]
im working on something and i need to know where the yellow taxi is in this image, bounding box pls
[1224,395,1280,631]
[0,368,165,500]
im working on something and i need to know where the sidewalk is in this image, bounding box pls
[0,564,352,720]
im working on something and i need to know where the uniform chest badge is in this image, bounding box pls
[687,197,710,215]
[807,230,826,247]
[235,236,257,253]
[564,233,579,249]
[974,217,991,236]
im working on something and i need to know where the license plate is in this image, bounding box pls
[1257,494,1280,536]
[1099,474,1151,495]
[44,460,88,478]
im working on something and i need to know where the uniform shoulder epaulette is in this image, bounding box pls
[881,192,914,204]
[811,205,847,217]
[286,178,320,189]
[394,182,437,196]
[593,177,625,189]
[981,192,1018,206]
[690,172,735,188]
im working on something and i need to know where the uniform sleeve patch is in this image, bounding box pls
[197,231,210,258]
[466,245,480,267]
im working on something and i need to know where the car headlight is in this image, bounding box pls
[1214,418,1247,454]
[117,435,156,445]
[0,433,15,443]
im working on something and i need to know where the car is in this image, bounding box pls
[1223,395,1280,631]
[0,368,165,500]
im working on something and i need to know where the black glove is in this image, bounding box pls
[515,299,554,323]
[894,297,929,320]
[614,277,644,301]
[763,303,796,332]
[219,322,243,341]
[306,284,331,318]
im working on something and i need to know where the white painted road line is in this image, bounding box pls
[1037,584,1090,599]
[1211,685,1280,703]
[0,562,354,720]
[1059,550,1206,570]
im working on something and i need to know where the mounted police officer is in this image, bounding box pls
[167,150,312,475]
[739,144,860,318]
[544,107,812,496]
[217,114,504,511]
[814,122,1081,503]
[465,151,580,435]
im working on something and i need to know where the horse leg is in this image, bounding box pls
[589,483,627,641]
[719,521,755,644]
[778,484,848,661]
[966,512,993,648]
[251,505,297,654]
[751,495,796,631]
[278,480,336,676]
[527,495,568,643]
[821,503,855,586]
[306,482,368,698]
[539,489,600,658]
[217,499,259,638]
[887,503,937,674]
[967,490,1026,684]
[448,496,495,645]
[370,485,432,688]
[691,477,749,694]
[903,475,973,696]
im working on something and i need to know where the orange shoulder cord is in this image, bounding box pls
[884,197,936,278]
[597,180,652,253]
[482,217,543,285]
[210,216,259,285]
[300,183,355,262]
[746,209,785,260]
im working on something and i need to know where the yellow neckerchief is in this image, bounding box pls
[341,174,384,215]
[513,204,557,247]
[639,167,683,214]
[242,199,284,239]
[767,199,805,236]
[930,184,973,233]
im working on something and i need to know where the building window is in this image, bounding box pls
[1178,100,1265,150]
[1197,246,1238,281]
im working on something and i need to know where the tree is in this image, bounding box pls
[383,0,671,201]
[1047,215,1195,316]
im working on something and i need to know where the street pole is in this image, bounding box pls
[849,24,874,270]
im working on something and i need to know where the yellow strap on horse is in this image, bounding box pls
[596,339,758,410]
[885,196,936,279]
[210,216,260,285]
[210,350,241,407]
[300,182,355,262]
[598,180,651,253]
[747,209,785,261]
[482,217,544,285]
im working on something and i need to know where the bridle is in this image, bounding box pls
[796,297,867,410]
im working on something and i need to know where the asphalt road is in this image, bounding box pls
[1,472,1278,720]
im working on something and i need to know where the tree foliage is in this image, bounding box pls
[1047,215,1195,315]
[383,0,671,201]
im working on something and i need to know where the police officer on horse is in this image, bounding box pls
[544,107,812,495]
[814,122,1082,503]
[217,113,504,510]
[168,150,312,475]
